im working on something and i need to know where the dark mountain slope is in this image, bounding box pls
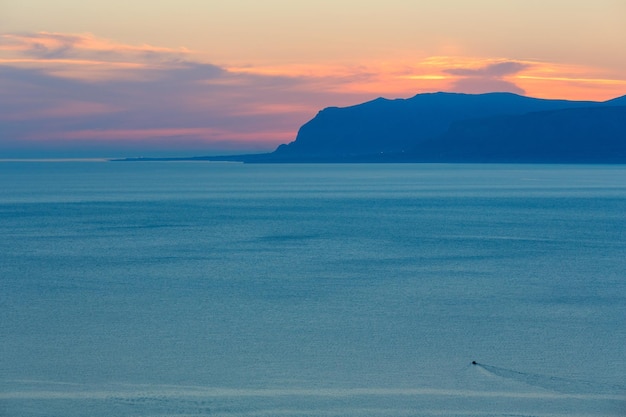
[272,92,601,159]
[414,105,626,163]
[137,92,626,163]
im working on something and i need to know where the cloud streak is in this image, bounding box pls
[1,32,190,61]
[444,61,531,78]
[442,61,532,95]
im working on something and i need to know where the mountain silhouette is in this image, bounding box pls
[417,105,626,162]
[272,92,603,160]
[121,92,626,163]
[243,92,626,163]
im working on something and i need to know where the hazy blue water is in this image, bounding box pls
[1,162,625,416]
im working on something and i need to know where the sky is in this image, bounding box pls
[1,0,625,157]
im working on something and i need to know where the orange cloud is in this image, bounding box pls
[3,32,623,100]
[376,57,625,101]
[225,56,625,101]
[514,63,626,101]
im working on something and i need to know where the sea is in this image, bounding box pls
[1,161,625,417]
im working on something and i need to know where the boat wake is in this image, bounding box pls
[471,361,625,396]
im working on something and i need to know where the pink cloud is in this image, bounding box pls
[0,32,201,83]
[0,32,190,61]
[43,127,292,144]
[1,101,121,121]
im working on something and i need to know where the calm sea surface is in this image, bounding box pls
[1,162,625,416]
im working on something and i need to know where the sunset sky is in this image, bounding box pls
[2,0,625,157]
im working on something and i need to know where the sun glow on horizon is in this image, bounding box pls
[1,22,625,155]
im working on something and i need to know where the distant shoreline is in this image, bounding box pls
[110,155,626,165]
[0,158,111,163]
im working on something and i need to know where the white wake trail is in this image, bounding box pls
[471,361,626,396]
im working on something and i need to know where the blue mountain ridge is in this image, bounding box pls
[275,92,602,158]
[121,92,626,163]
[266,92,626,163]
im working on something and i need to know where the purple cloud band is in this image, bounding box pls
[443,61,531,95]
